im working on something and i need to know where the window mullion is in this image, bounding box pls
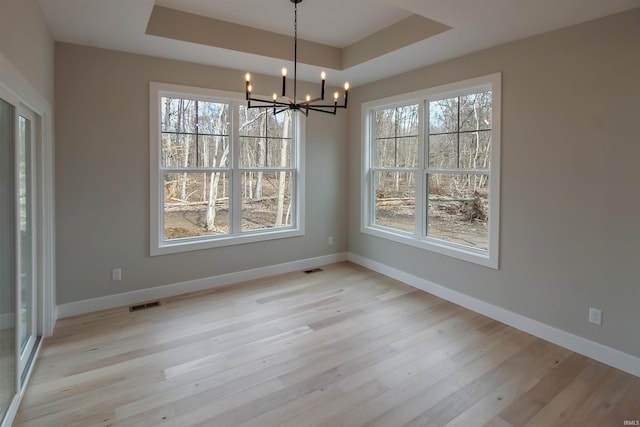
[231,101,242,235]
[416,100,426,237]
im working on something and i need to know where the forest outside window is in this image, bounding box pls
[150,83,304,255]
[362,74,501,268]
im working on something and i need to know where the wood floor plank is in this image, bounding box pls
[13,262,640,427]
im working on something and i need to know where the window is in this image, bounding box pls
[362,74,501,268]
[150,83,304,255]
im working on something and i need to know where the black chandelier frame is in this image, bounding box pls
[244,0,349,116]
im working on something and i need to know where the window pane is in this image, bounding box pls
[266,139,291,168]
[459,91,492,132]
[429,98,458,134]
[375,138,395,167]
[374,105,419,139]
[240,137,291,168]
[459,131,491,169]
[161,133,194,168]
[375,109,396,139]
[199,135,230,168]
[161,133,230,168]
[197,101,230,135]
[163,172,229,240]
[241,171,294,231]
[267,110,293,138]
[239,107,266,136]
[239,108,293,139]
[373,171,415,233]
[239,107,292,168]
[427,173,489,250]
[396,105,419,137]
[428,134,458,168]
[375,136,418,168]
[161,97,197,133]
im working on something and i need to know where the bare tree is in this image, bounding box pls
[275,111,291,226]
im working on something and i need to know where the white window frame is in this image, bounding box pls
[361,73,501,268]
[150,82,305,256]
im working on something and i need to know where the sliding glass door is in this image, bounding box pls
[18,110,36,380]
[0,91,39,425]
[0,97,16,425]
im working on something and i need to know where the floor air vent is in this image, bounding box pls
[303,267,324,274]
[129,301,161,312]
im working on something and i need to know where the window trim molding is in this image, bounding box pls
[149,82,305,256]
[360,73,501,269]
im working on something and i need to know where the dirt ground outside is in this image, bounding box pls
[374,197,489,250]
[164,198,290,240]
[165,197,487,251]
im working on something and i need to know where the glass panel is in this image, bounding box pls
[18,116,33,355]
[374,105,419,139]
[459,130,491,169]
[239,108,292,168]
[161,133,193,168]
[427,173,489,250]
[374,109,396,139]
[375,138,395,167]
[0,98,16,420]
[197,101,230,135]
[428,134,458,168]
[240,137,266,167]
[375,136,418,168]
[163,172,229,240]
[429,97,458,134]
[161,98,230,168]
[241,171,293,231]
[239,107,265,136]
[161,97,197,133]
[459,91,492,132]
[373,171,415,233]
[266,110,293,139]
[199,135,230,168]
[395,105,419,137]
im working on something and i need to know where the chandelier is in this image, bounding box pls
[244,0,349,116]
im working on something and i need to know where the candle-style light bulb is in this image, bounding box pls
[306,95,311,102]
[247,84,252,93]
[281,68,287,97]
[334,91,339,100]
[245,72,251,82]
[273,93,277,101]
[343,82,349,108]
[320,71,326,100]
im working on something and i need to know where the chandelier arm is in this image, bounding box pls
[302,102,347,109]
[305,107,337,115]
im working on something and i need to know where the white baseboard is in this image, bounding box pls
[347,252,640,378]
[57,252,348,318]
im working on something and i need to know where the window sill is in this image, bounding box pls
[361,225,498,269]
[151,227,304,256]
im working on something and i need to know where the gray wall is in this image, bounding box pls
[0,0,53,317]
[348,9,640,358]
[54,44,348,304]
[0,0,55,103]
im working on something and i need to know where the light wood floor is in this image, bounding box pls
[14,262,640,427]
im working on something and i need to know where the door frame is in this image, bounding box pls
[0,52,55,427]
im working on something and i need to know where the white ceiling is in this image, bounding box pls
[38,0,640,86]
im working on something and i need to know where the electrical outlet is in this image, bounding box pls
[588,307,602,325]
[111,268,122,281]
